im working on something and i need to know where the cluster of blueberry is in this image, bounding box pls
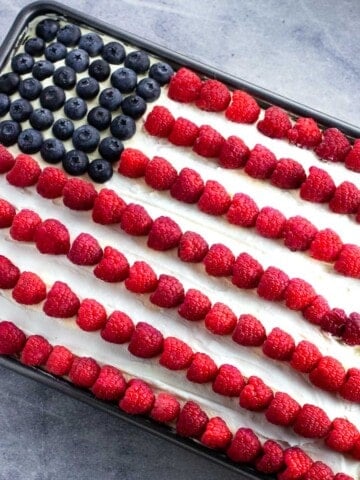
[0,17,174,182]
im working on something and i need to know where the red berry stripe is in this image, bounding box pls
[143,105,360,222]
[166,67,360,174]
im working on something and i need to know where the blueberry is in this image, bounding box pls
[121,95,146,119]
[24,37,45,57]
[11,53,34,74]
[40,138,65,163]
[53,65,76,90]
[32,60,55,80]
[99,87,122,111]
[102,41,125,64]
[88,59,110,82]
[78,32,104,57]
[136,77,161,102]
[87,106,111,130]
[98,136,124,163]
[88,158,113,183]
[65,49,89,73]
[36,18,59,41]
[40,85,65,111]
[64,97,87,120]
[75,77,99,100]
[72,124,100,152]
[62,149,89,175]
[52,118,74,140]
[124,50,150,74]
[110,115,136,140]
[0,72,20,95]
[18,77,42,100]
[9,98,33,122]
[111,67,137,93]
[17,128,43,154]
[44,42,67,62]
[0,120,21,146]
[29,108,54,131]
[149,62,174,85]
[0,93,10,116]
[57,23,81,46]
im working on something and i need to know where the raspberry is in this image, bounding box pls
[128,322,163,358]
[314,127,351,162]
[0,255,20,288]
[147,216,182,251]
[63,178,98,211]
[12,271,47,305]
[225,90,260,124]
[0,199,16,228]
[118,148,149,178]
[200,417,232,450]
[310,229,343,262]
[197,180,231,216]
[342,312,360,346]
[287,117,322,148]
[257,106,292,139]
[326,418,359,453]
[170,167,204,203]
[334,244,360,279]
[195,79,230,111]
[0,321,26,355]
[226,192,259,227]
[6,154,41,187]
[351,438,360,460]
[69,357,100,388]
[204,302,237,335]
[101,310,134,344]
[270,158,306,189]
[0,144,15,173]
[255,207,286,239]
[178,231,208,262]
[193,125,225,158]
[125,261,158,293]
[239,376,273,411]
[345,139,360,172]
[302,295,330,325]
[283,216,317,251]
[300,166,336,203]
[278,447,313,480]
[212,364,245,397]
[144,156,177,191]
[265,392,301,426]
[93,246,129,283]
[257,266,289,301]
[20,335,52,366]
[10,209,41,241]
[76,298,107,332]
[232,252,263,289]
[178,288,211,321]
[36,166,67,199]
[176,401,208,437]
[293,404,331,438]
[340,368,360,402]
[168,67,202,103]
[334,475,354,480]
[186,352,218,383]
[284,278,316,311]
[45,345,74,376]
[119,379,155,414]
[159,336,193,370]
[244,143,277,179]
[232,313,266,346]
[290,341,321,373]
[329,181,360,214]
[43,281,80,318]
[120,203,153,236]
[203,243,235,277]
[144,105,175,137]
[255,440,284,474]
[168,117,199,146]
[227,428,261,463]
[92,188,126,224]
[91,365,127,401]
[150,274,184,308]
[150,392,180,423]
[219,135,250,169]
[262,327,295,361]
[34,218,71,255]
[303,462,334,480]
[320,308,347,336]
[68,232,103,266]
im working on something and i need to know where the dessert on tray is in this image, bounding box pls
[0,10,359,480]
